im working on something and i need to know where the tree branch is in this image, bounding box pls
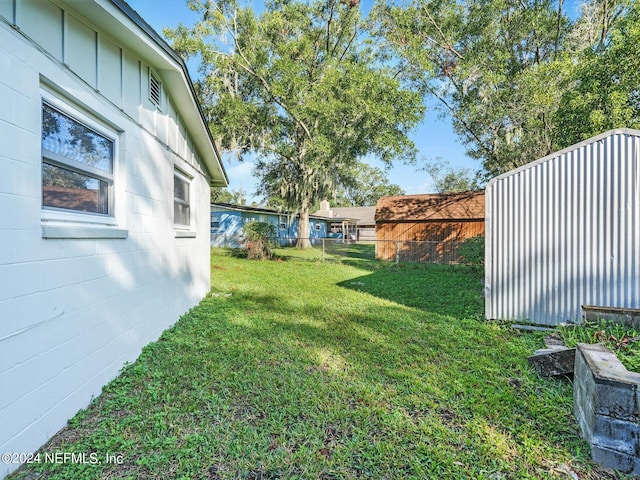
[228,10,313,141]
[427,85,493,158]
[421,4,464,60]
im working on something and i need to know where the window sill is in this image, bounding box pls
[175,230,196,238]
[42,224,128,239]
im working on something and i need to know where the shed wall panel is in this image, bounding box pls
[122,51,140,119]
[20,0,63,61]
[66,14,97,87]
[98,35,122,106]
[167,100,178,152]
[486,130,640,325]
[0,1,13,22]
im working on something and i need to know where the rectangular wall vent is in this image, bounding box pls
[149,70,161,107]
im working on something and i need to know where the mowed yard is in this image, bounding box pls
[9,248,623,479]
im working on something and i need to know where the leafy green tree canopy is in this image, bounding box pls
[371,0,576,177]
[554,0,639,146]
[327,162,404,206]
[210,187,247,205]
[371,0,639,178]
[424,158,483,193]
[167,0,424,247]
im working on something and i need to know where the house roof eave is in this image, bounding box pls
[66,0,228,186]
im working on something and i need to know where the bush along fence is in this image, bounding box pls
[211,234,484,266]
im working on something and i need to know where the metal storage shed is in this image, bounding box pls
[485,129,640,325]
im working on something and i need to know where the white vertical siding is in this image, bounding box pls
[20,0,64,61]
[486,130,640,325]
[98,35,122,103]
[66,13,98,87]
[2,0,205,167]
[0,1,12,22]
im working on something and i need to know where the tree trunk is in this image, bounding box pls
[296,202,311,249]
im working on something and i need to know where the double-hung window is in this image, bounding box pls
[41,100,114,216]
[174,170,191,227]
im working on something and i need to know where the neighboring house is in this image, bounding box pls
[485,129,640,325]
[211,203,328,247]
[375,192,485,263]
[314,200,375,241]
[0,1,227,477]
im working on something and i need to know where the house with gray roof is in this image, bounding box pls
[314,200,375,240]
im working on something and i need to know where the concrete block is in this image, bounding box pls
[594,381,638,421]
[0,229,15,265]
[583,305,640,331]
[0,2,214,473]
[592,415,639,456]
[0,84,13,124]
[13,160,40,198]
[0,192,40,230]
[0,157,13,194]
[578,343,640,421]
[528,347,576,376]
[0,299,17,345]
[575,343,640,473]
[591,445,638,475]
[0,262,42,302]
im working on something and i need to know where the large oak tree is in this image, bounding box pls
[167,0,423,247]
[371,0,574,177]
[371,0,634,178]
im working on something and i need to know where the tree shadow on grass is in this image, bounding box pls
[337,262,485,319]
[10,258,601,480]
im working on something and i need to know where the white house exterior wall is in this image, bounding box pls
[0,2,220,477]
[485,129,640,325]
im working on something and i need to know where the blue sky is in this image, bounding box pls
[128,0,582,204]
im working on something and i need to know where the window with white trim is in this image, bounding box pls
[41,100,114,216]
[174,170,191,227]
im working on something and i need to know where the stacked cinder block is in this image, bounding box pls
[574,343,640,475]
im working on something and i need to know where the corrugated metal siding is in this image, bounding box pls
[485,129,640,325]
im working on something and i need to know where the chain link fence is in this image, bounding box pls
[211,234,468,265]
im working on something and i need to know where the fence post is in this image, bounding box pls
[322,238,325,262]
[395,241,400,265]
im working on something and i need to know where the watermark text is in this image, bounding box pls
[1,451,124,465]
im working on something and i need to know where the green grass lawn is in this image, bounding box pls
[9,248,625,479]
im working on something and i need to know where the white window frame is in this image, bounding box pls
[174,169,193,232]
[40,90,125,238]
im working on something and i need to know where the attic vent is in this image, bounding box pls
[149,70,162,107]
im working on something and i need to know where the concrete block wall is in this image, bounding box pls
[574,343,640,475]
[0,3,214,478]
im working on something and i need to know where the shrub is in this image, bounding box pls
[243,220,276,260]
[458,235,484,270]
